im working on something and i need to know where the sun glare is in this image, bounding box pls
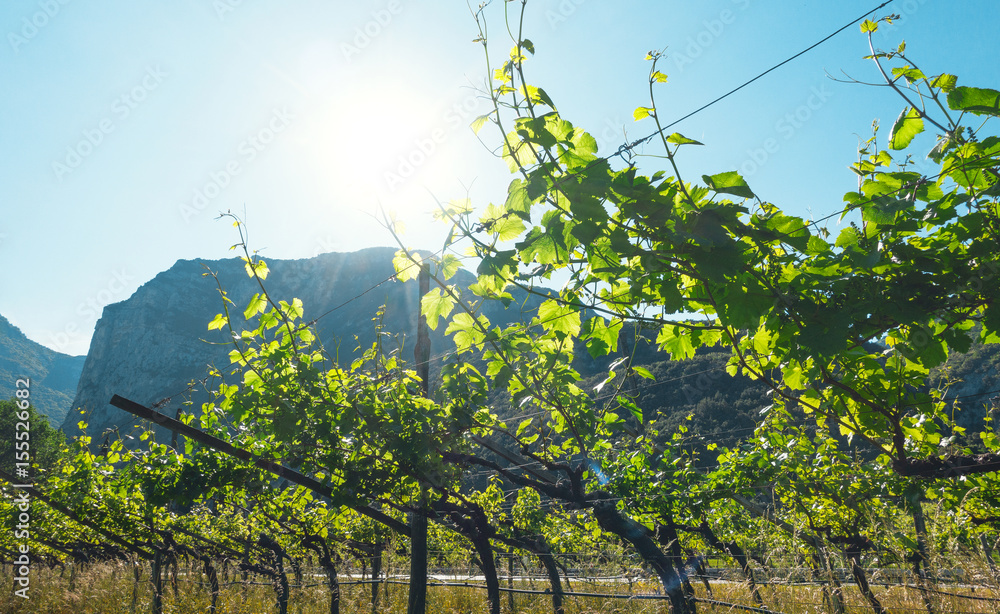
[299,77,482,221]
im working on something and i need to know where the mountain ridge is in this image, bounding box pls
[5,245,997,452]
[63,246,546,445]
[0,314,86,425]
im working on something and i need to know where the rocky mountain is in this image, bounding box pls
[934,338,1000,435]
[62,247,544,445]
[41,244,1000,453]
[0,314,86,426]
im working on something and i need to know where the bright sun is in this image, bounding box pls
[303,78,473,217]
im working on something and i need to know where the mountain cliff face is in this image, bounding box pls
[54,245,1000,451]
[63,247,536,445]
[935,340,1000,434]
[0,315,86,426]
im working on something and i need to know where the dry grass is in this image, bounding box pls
[2,562,999,614]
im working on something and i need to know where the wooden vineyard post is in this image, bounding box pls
[131,559,141,614]
[151,548,164,614]
[408,263,431,614]
[507,553,515,614]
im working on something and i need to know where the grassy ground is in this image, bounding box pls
[2,562,999,614]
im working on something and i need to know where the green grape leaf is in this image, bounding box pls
[421,288,456,330]
[702,171,755,199]
[244,294,266,319]
[947,86,1000,117]
[888,107,924,150]
[667,133,703,146]
[633,106,654,121]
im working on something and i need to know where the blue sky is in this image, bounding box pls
[2,0,998,356]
